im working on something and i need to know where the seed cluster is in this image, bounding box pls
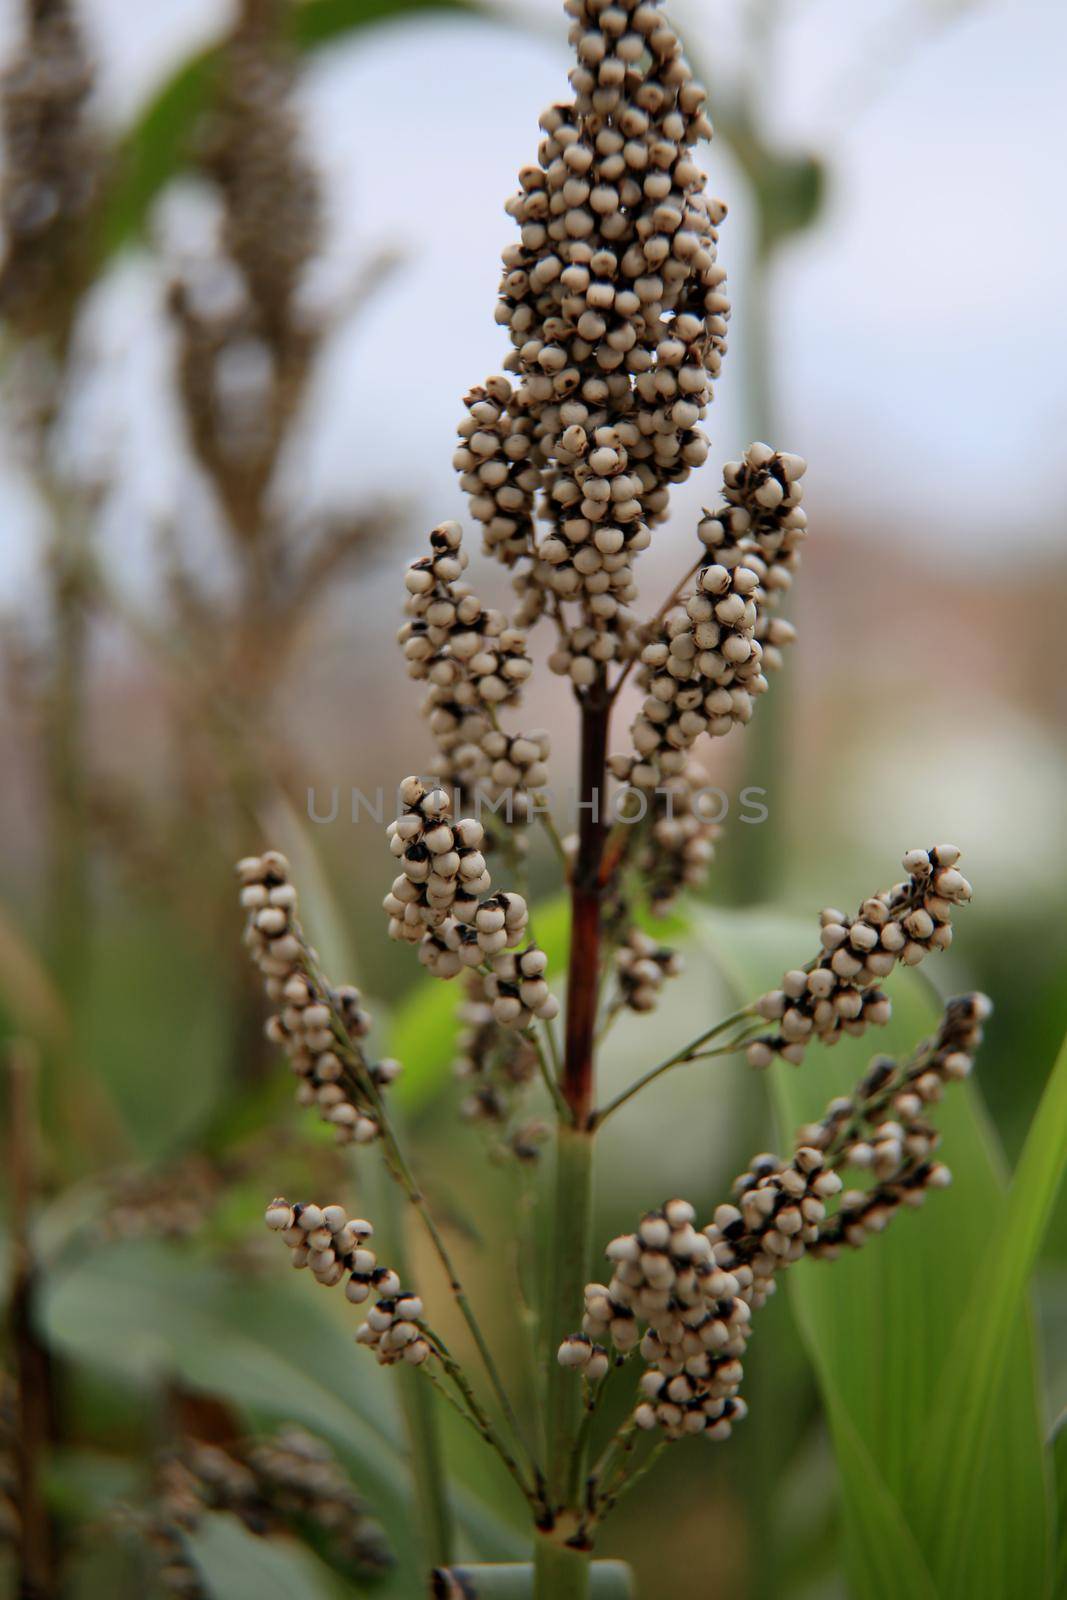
[560,1198,751,1441]
[707,994,988,1304]
[0,0,99,337]
[799,992,990,1258]
[202,0,319,352]
[562,993,986,1441]
[102,1154,224,1243]
[613,927,683,1011]
[624,444,805,788]
[265,1197,433,1366]
[747,846,973,1068]
[384,778,559,1028]
[146,1425,391,1596]
[455,376,541,570]
[398,522,549,804]
[168,0,320,538]
[238,852,400,1144]
[608,757,722,910]
[706,1150,844,1311]
[474,0,730,675]
[453,973,551,1160]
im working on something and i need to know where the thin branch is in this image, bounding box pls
[590,1008,758,1128]
[607,553,704,705]
[532,795,570,873]
[294,933,545,1495]
[569,1352,635,1506]
[594,1436,670,1524]
[424,1330,539,1507]
[527,1026,572,1125]
[586,1414,639,1513]
[541,1012,564,1090]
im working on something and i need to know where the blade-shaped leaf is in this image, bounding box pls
[1053,1409,1067,1600]
[40,1241,406,1490]
[103,0,486,253]
[431,1562,633,1597]
[186,1512,347,1600]
[908,1028,1067,1598]
[40,1238,523,1570]
[697,907,1054,1600]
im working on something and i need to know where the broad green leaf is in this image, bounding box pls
[1053,1410,1067,1600]
[103,0,486,253]
[818,1399,937,1600]
[40,1241,406,1490]
[186,1512,347,1600]
[909,1028,1067,1598]
[40,1239,522,1571]
[432,1561,633,1597]
[697,908,1053,1600]
[78,910,228,1159]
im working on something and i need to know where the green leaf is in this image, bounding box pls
[1053,1410,1067,1600]
[818,1401,937,1600]
[697,908,1055,1600]
[102,0,486,254]
[186,1513,346,1600]
[78,910,228,1159]
[101,52,219,255]
[431,1562,633,1597]
[40,1241,406,1493]
[40,1239,522,1572]
[908,1027,1067,1598]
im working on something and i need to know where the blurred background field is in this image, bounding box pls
[0,1,1064,1596]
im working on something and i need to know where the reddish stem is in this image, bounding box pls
[562,695,611,1127]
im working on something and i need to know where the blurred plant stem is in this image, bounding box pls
[365,1136,455,1567]
[43,505,91,999]
[7,1041,58,1599]
[533,1534,591,1599]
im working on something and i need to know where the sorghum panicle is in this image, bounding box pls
[168,0,319,533]
[145,1425,392,1596]
[384,777,559,1028]
[563,995,989,1439]
[455,971,550,1160]
[475,0,731,684]
[237,852,400,1144]
[747,845,973,1067]
[265,1199,432,1368]
[0,0,100,340]
[622,443,806,789]
[398,521,549,809]
[613,927,683,1013]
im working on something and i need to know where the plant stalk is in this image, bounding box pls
[542,1123,595,1517]
[536,689,613,1600]
[562,696,610,1129]
[533,1532,593,1599]
[7,1042,58,1600]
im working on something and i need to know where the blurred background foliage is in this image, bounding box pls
[0,0,1064,1596]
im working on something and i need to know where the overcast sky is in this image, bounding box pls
[0,0,1064,606]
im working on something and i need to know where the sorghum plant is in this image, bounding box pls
[239,3,985,1594]
[141,1425,392,1595]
